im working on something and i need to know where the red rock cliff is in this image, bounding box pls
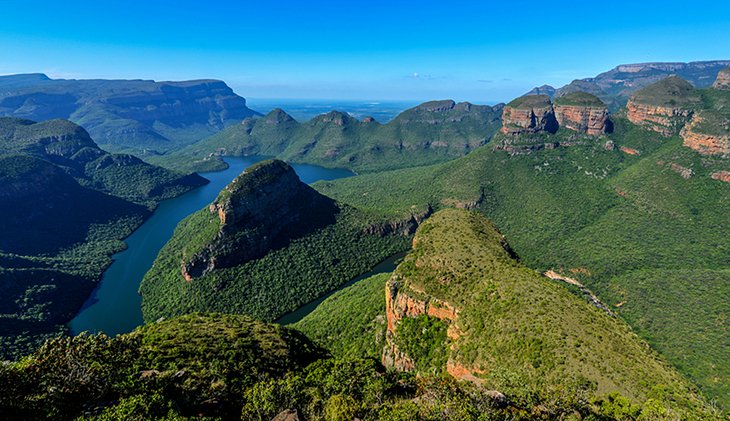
[554,104,609,135]
[500,95,558,135]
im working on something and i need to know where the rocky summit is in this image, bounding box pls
[714,67,730,90]
[181,159,338,280]
[626,76,701,136]
[500,92,610,136]
[553,92,611,135]
[500,94,558,135]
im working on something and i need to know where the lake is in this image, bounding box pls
[69,157,354,336]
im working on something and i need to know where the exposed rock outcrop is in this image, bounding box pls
[680,111,730,156]
[711,171,730,182]
[362,204,432,237]
[500,95,558,135]
[625,76,700,136]
[553,92,611,135]
[382,276,460,372]
[626,102,693,136]
[181,160,338,280]
[713,67,730,90]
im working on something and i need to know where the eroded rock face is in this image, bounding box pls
[713,67,730,90]
[382,276,462,374]
[500,95,558,135]
[181,160,338,280]
[626,101,693,136]
[711,171,730,182]
[680,113,730,156]
[554,104,610,135]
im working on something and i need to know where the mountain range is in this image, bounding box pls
[1,61,729,419]
[0,74,259,155]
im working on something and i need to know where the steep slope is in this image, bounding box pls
[0,117,206,205]
[0,74,259,154]
[7,313,706,420]
[293,272,390,360]
[383,209,708,416]
[0,314,324,419]
[0,118,206,360]
[625,76,701,136]
[315,111,730,407]
[140,160,411,323]
[155,99,503,173]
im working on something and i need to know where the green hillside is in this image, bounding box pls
[151,100,502,173]
[294,273,390,360]
[0,118,206,359]
[314,112,730,407]
[140,161,411,324]
[388,209,710,416]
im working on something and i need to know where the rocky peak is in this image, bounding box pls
[312,110,353,126]
[500,94,558,135]
[181,160,339,280]
[713,67,730,90]
[553,92,611,135]
[362,116,377,123]
[626,76,700,136]
[524,85,556,97]
[263,108,296,125]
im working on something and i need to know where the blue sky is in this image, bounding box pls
[1,0,729,102]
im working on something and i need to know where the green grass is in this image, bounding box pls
[506,94,552,108]
[554,91,606,107]
[293,273,390,360]
[389,209,712,417]
[630,76,701,107]
[314,116,730,408]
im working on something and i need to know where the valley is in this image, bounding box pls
[1,58,729,419]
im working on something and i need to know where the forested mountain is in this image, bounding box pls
[0,117,206,358]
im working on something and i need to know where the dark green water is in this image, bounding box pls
[69,157,353,336]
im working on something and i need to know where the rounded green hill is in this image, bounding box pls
[630,76,701,107]
[554,91,606,107]
[506,94,552,108]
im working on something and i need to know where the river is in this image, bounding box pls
[69,157,353,336]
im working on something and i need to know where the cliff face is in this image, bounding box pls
[626,101,693,136]
[181,160,338,280]
[500,95,558,135]
[680,111,730,156]
[501,92,610,136]
[625,76,700,136]
[554,105,609,135]
[553,92,611,135]
[0,74,259,153]
[713,67,730,90]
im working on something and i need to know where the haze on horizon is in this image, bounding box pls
[1,0,729,103]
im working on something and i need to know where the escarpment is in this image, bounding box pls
[181,159,338,280]
[501,93,611,136]
[625,76,700,135]
[382,209,704,404]
[680,110,730,156]
[500,94,558,135]
[713,67,730,90]
[553,92,611,134]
